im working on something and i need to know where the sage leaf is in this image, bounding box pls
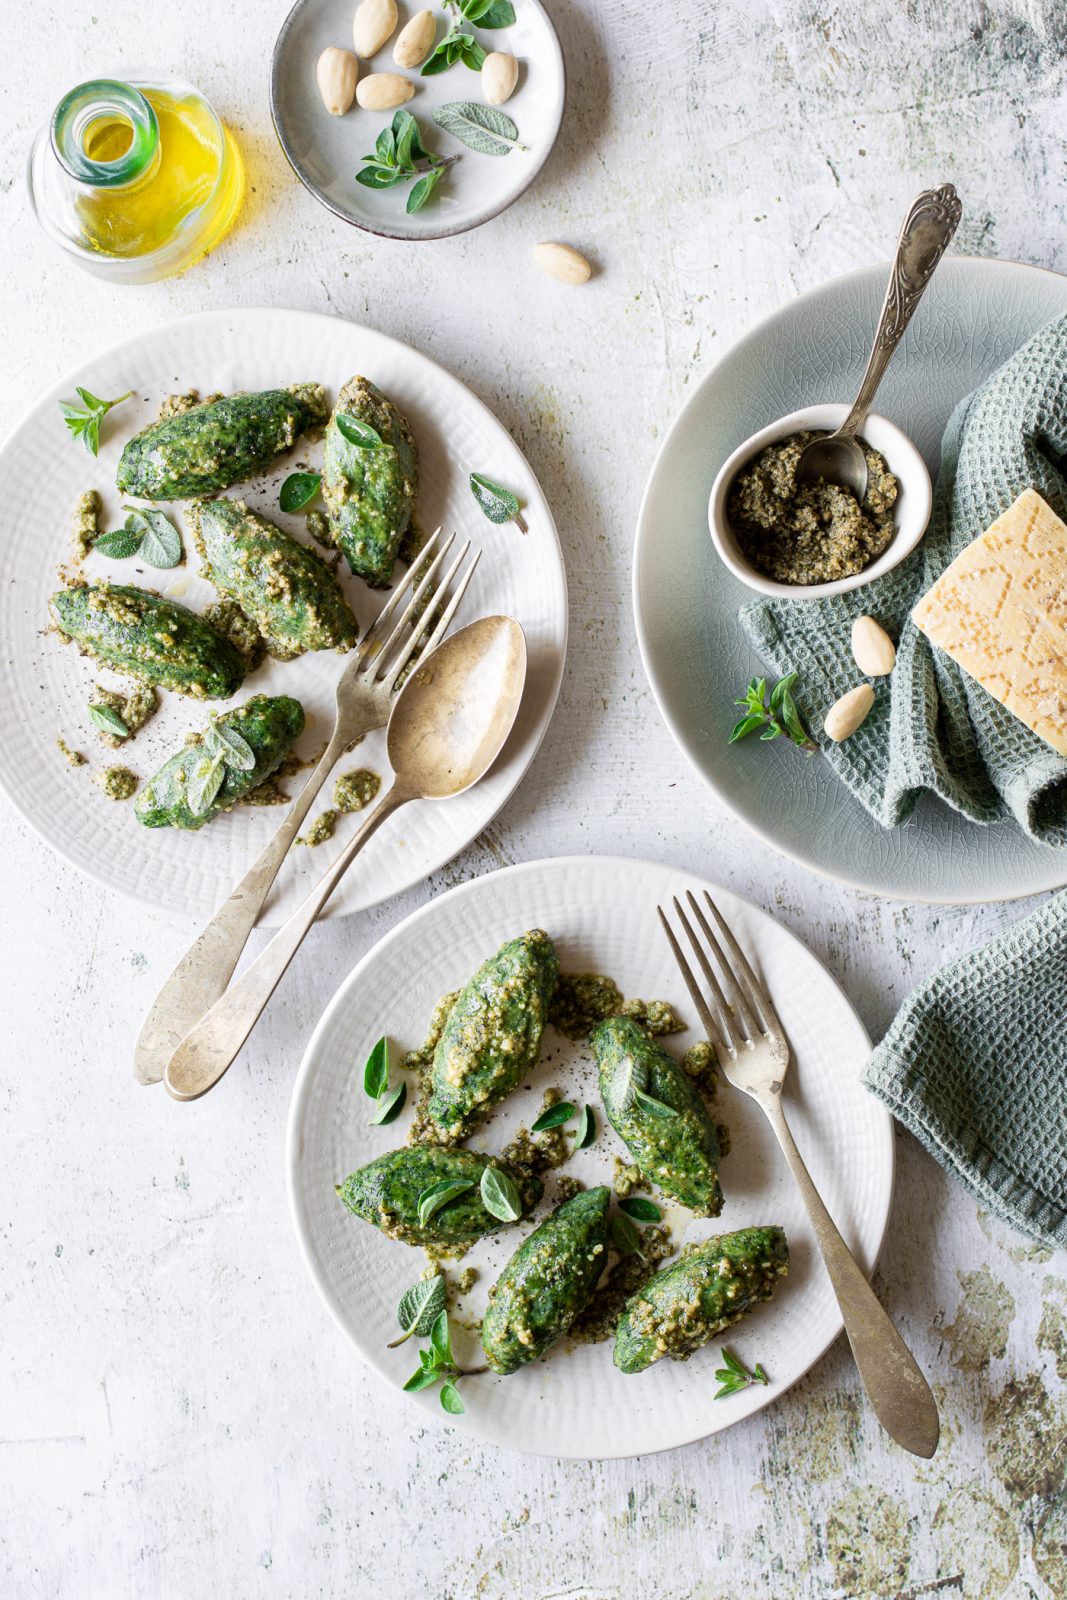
[479,1165,522,1222]
[279,471,321,513]
[573,1104,596,1149]
[89,703,129,740]
[440,1381,465,1415]
[336,414,385,449]
[417,1178,475,1228]
[531,1101,576,1133]
[93,525,143,560]
[205,720,256,773]
[610,1213,643,1257]
[390,1274,446,1347]
[619,1196,662,1223]
[403,1365,441,1392]
[371,1081,407,1126]
[469,472,521,524]
[130,507,183,569]
[633,1088,679,1120]
[431,101,525,156]
[363,1036,389,1099]
[186,750,227,817]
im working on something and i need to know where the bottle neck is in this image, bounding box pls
[51,80,159,190]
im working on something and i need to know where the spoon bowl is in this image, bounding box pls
[794,432,869,500]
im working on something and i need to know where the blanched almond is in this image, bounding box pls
[533,241,592,285]
[316,47,359,116]
[824,684,875,742]
[353,0,398,58]
[393,9,436,67]
[850,615,896,676]
[356,72,414,110]
[482,51,518,105]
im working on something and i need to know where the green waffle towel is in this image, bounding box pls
[862,891,1067,1250]
[740,314,1067,844]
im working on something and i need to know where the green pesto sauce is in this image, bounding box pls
[570,1222,674,1345]
[727,430,898,585]
[90,681,159,748]
[499,1088,571,1181]
[334,768,381,813]
[95,765,138,801]
[612,1157,649,1199]
[298,809,339,847]
[57,737,87,768]
[305,509,333,549]
[203,599,265,671]
[72,489,102,563]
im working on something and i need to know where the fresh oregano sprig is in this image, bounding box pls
[58,387,130,456]
[713,1347,770,1399]
[402,1309,485,1414]
[356,110,457,214]
[279,471,321,512]
[729,672,817,752]
[531,1101,576,1133]
[186,719,257,817]
[361,1036,408,1126]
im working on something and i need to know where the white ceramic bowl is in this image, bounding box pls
[708,403,933,600]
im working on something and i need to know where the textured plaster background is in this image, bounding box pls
[1,1,1065,1596]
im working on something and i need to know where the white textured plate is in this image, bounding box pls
[0,307,566,923]
[287,855,892,1459]
[270,0,564,241]
[634,257,1067,904]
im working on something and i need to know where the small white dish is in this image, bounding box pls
[708,402,933,600]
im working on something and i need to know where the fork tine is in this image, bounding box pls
[656,905,729,1057]
[367,531,456,676]
[354,526,445,664]
[685,891,765,1036]
[671,895,745,1050]
[698,891,776,1031]
[382,543,477,690]
[404,548,481,664]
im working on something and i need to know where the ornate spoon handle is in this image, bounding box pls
[838,183,962,441]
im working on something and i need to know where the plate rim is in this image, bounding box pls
[269,0,567,243]
[632,254,1067,908]
[0,304,569,921]
[285,851,894,1460]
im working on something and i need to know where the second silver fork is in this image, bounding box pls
[134,527,479,1085]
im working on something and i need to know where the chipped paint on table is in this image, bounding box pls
[1,1,1065,1596]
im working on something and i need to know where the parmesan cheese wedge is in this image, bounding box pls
[912,488,1067,756]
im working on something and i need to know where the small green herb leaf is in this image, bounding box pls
[469,472,521,525]
[93,525,144,560]
[573,1104,596,1149]
[713,1346,770,1399]
[88,703,130,740]
[439,1381,465,1415]
[58,388,131,456]
[336,414,385,449]
[531,1101,577,1133]
[128,507,183,569]
[479,1165,522,1222]
[389,1274,446,1347]
[356,165,403,190]
[432,101,526,156]
[619,1196,662,1223]
[186,750,227,817]
[429,1309,455,1367]
[417,1178,475,1228]
[279,471,322,513]
[476,0,516,24]
[407,166,445,214]
[729,671,817,753]
[610,1213,643,1257]
[403,1365,441,1392]
[204,720,256,773]
[633,1088,679,1120]
[371,1081,407,1126]
[363,1036,389,1099]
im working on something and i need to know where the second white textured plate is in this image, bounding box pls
[287,856,893,1459]
[0,307,567,924]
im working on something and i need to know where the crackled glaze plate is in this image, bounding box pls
[634,257,1067,903]
[287,856,892,1459]
[271,0,564,241]
[0,307,566,923]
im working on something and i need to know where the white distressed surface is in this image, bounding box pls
[1,2,1065,1597]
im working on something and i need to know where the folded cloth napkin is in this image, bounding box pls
[740,313,1067,845]
[862,890,1067,1250]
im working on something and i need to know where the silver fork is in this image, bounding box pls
[134,527,479,1085]
[659,888,940,1459]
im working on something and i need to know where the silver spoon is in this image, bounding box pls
[795,184,961,500]
[163,614,527,1102]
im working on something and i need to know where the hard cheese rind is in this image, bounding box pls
[912,488,1067,756]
